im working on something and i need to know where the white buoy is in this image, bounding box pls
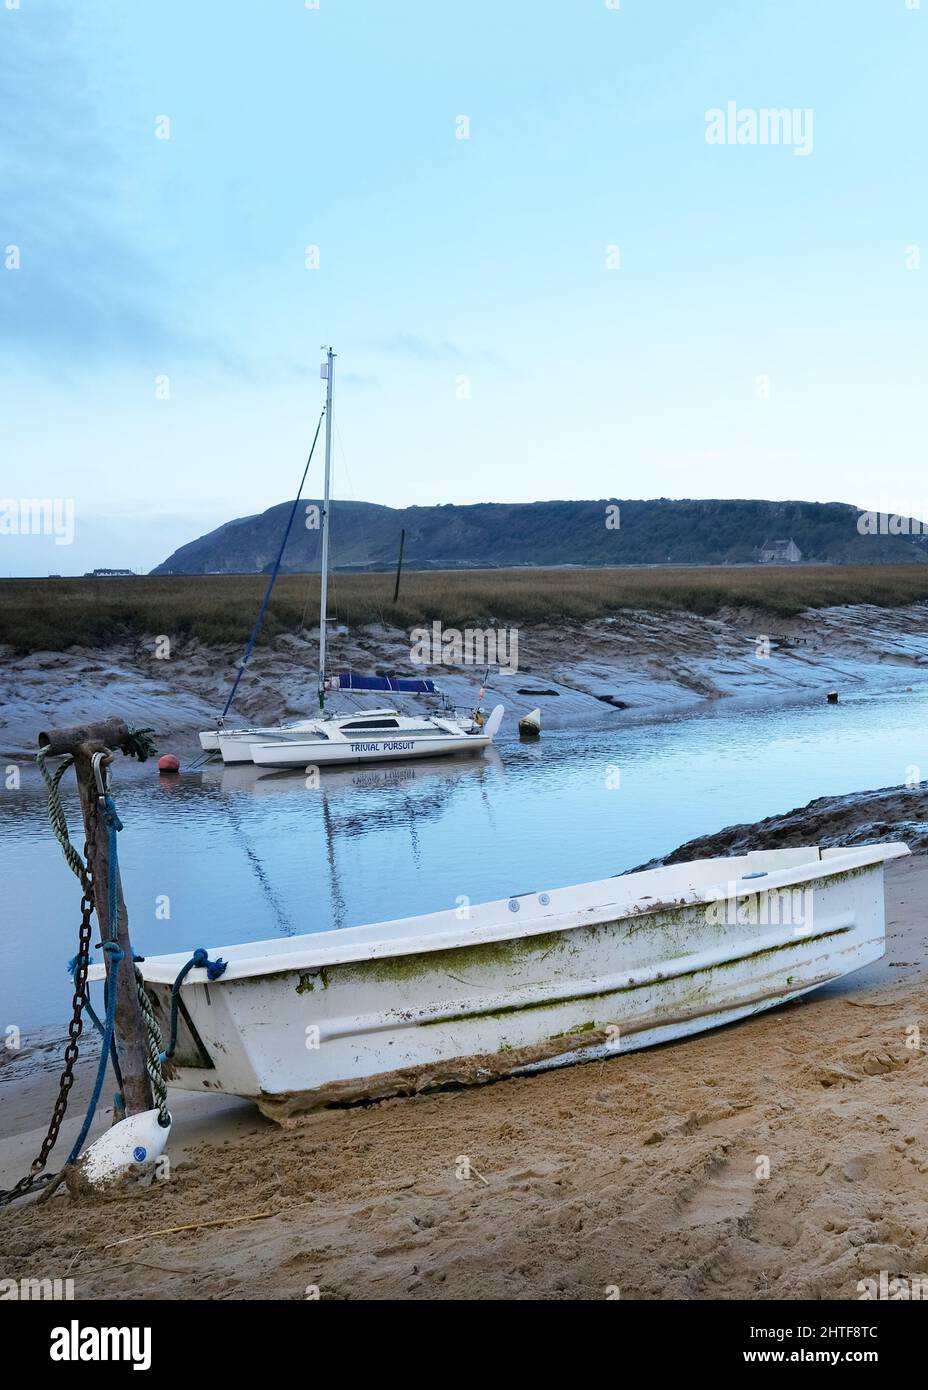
[519,707,541,737]
[68,1108,172,1193]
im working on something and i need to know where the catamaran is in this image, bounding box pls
[198,348,504,768]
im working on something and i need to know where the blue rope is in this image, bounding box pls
[66,790,126,1164]
[66,784,228,1164]
[160,949,228,1063]
[67,954,126,1105]
[68,954,102,1033]
[221,409,325,720]
[66,942,123,1164]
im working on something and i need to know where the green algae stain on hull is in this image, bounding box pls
[337,929,567,987]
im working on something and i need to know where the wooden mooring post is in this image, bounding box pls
[38,716,154,1116]
[392,527,406,603]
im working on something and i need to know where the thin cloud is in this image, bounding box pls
[369,333,502,368]
[0,14,247,374]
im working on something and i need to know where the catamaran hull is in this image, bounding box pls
[118,843,907,1123]
[202,706,504,766]
[249,732,493,767]
[205,722,325,764]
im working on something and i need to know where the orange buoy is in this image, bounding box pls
[157,754,180,774]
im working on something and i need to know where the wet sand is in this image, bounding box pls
[2,794,926,1301]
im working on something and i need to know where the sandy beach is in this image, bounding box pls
[2,786,926,1301]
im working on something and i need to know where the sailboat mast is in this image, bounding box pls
[318,346,335,710]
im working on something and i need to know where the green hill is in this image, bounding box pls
[152,498,928,575]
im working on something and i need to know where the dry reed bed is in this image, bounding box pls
[2,566,928,653]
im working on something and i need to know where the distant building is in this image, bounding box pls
[758,538,801,564]
[84,567,136,577]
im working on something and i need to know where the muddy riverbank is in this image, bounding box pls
[3,601,928,759]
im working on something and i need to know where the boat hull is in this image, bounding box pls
[249,731,492,767]
[208,720,328,764]
[201,706,503,766]
[118,843,907,1121]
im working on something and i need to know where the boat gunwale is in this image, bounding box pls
[95,841,908,987]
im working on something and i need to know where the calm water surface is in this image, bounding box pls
[4,682,927,1028]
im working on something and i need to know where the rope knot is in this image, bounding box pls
[190,947,227,980]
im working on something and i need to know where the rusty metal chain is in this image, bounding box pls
[0,814,98,1207]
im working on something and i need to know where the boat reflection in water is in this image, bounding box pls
[200,746,504,801]
[193,748,505,939]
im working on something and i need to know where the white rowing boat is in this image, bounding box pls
[99,841,907,1122]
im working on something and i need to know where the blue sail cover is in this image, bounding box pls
[334,672,438,694]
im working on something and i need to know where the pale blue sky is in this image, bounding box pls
[1,0,926,573]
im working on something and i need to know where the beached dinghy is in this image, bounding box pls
[101,841,907,1122]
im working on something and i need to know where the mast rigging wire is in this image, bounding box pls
[220,407,325,721]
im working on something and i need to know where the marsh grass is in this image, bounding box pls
[2,566,928,653]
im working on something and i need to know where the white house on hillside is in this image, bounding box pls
[759,538,802,563]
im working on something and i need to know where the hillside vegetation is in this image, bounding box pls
[152,497,928,575]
